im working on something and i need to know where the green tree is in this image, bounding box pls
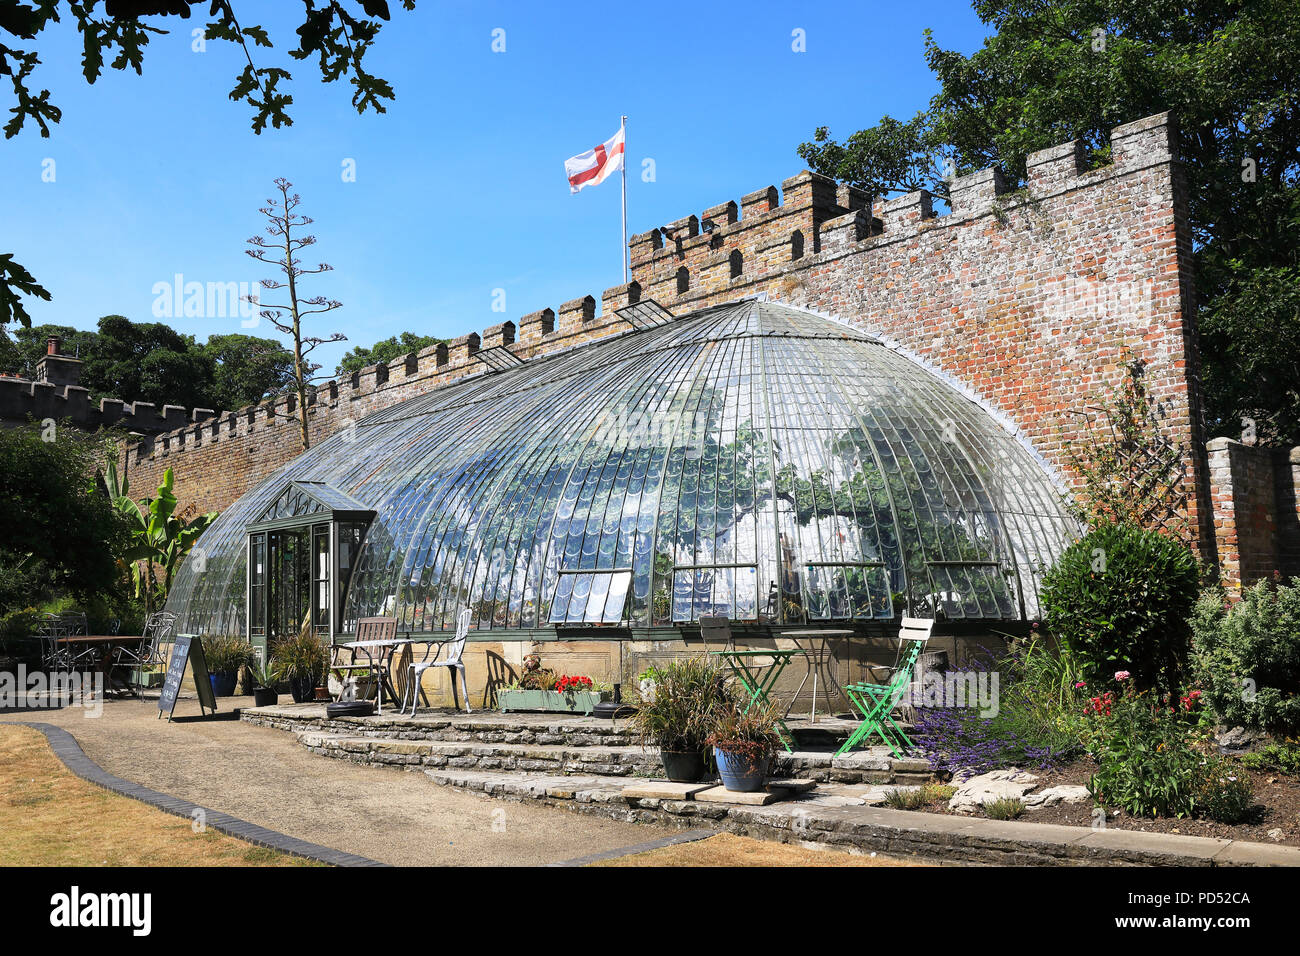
[799,0,1300,445]
[336,331,444,376]
[0,425,125,611]
[74,314,213,410]
[0,319,295,411]
[202,333,296,411]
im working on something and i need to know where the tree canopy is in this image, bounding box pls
[336,331,445,376]
[1,315,295,411]
[0,426,125,610]
[799,0,1300,445]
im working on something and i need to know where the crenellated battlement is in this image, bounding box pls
[0,374,217,435]
[629,112,1178,311]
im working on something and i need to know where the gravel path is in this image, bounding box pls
[0,697,672,866]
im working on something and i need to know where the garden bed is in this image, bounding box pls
[912,758,1300,848]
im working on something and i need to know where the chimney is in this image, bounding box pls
[35,334,83,389]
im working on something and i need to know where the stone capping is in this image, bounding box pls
[17,722,385,867]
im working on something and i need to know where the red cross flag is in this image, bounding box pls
[565,124,626,194]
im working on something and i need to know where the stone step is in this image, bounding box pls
[298,732,933,784]
[244,702,909,752]
[422,767,922,812]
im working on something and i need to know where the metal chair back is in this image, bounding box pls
[37,613,69,670]
[435,608,472,665]
[141,611,177,665]
[697,615,734,653]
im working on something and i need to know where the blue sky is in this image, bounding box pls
[2,1,987,375]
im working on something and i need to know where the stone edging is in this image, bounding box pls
[15,722,387,868]
[422,767,1300,867]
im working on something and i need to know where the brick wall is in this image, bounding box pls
[1207,438,1300,589]
[122,111,1219,571]
[630,111,1211,562]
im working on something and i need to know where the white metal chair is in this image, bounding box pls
[403,608,472,715]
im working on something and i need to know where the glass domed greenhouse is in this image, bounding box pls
[166,299,1076,656]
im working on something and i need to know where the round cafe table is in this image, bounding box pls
[778,629,855,723]
[55,635,146,697]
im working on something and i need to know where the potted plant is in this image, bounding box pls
[203,635,255,697]
[249,661,280,707]
[707,700,783,792]
[271,630,329,704]
[631,655,728,783]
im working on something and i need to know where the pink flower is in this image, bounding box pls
[1074,681,1086,689]
[1114,671,1131,682]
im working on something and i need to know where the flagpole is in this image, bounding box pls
[620,115,628,284]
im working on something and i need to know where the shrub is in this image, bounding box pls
[1240,742,1300,776]
[1040,522,1199,692]
[1083,672,1257,823]
[270,630,329,683]
[1191,578,1300,738]
[911,647,1081,777]
[631,655,729,754]
[1194,758,1255,824]
[883,784,955,810]
[201,635,255,674]
[1084,674,1225,819]
[706,700,783,773]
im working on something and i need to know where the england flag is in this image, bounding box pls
[565,125,625,194]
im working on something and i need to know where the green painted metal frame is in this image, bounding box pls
[710,648,799,752]
[835,637,927,758]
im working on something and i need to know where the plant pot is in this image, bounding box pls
[288,675,316,703]
[313,686,331,701]
[714,747,771,792]
[252,687,278,707]
[660,749,706,783]
[209,670,239,697]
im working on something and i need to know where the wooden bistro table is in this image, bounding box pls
[337,637,431,715]
[55,635,146,697]
[709,648,801,752]
[780,629,854,724]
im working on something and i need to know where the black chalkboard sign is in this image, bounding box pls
[157,633,218,721]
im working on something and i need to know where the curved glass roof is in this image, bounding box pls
[166,299,1076,635]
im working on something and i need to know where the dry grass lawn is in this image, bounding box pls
[0,726,317,867]
[590,832,930,867]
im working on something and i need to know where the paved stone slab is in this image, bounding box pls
[1074,828,1231,864]
[694,785,783,806]
[621,781,712,801]
[1211,841,1300,866]
[767,778,816,792]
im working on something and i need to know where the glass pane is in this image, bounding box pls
[165,300,1075,639]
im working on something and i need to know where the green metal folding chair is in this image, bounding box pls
[836,617,933,757]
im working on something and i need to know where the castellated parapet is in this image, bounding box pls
[106,112,1254,581]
